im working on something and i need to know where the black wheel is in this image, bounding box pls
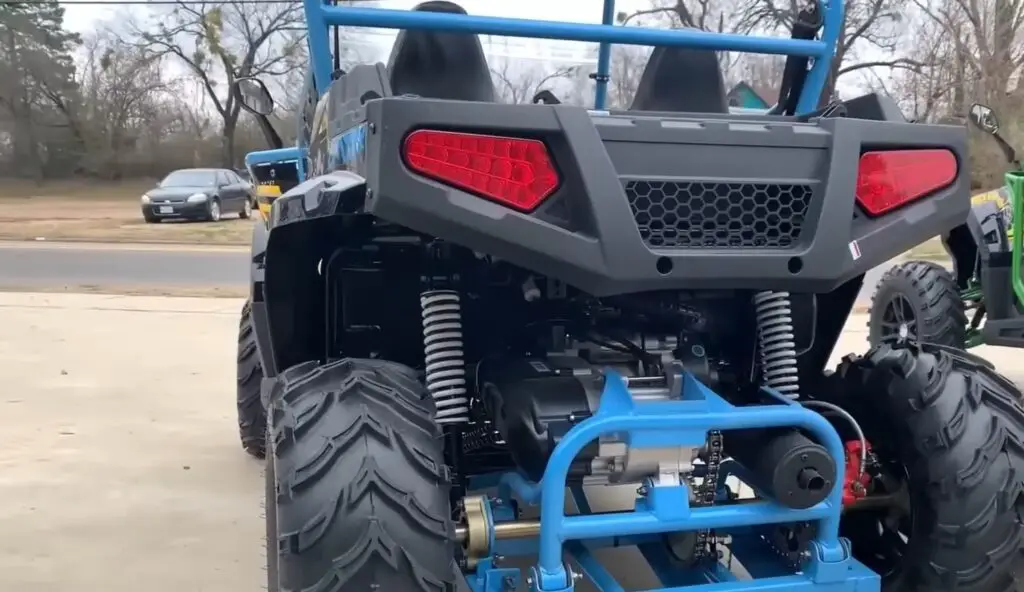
[828,343,1024,591]
[868,260,966,348]
[206,197,222,222]
[240,198,254,219]
[237,299,266,458]
[142,210,158,224]
[268,358,457,592]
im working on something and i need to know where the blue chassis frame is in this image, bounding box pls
[459,371,879,591]
[264,2,877,591]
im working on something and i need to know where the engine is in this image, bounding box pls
[476,346,837,510]
[478,353,696,485]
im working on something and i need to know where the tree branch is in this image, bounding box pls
[837,58,923,76]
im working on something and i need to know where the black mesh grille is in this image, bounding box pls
[625,180,812,248]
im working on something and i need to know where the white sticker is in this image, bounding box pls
[848,240,862,261]
[529,360,551,373]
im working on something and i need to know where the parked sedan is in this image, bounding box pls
[140,168,255,223]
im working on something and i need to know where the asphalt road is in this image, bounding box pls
[0,242,249,290]
[0,242,894,306]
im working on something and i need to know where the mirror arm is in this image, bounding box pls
[256,114,284,150]
[994,133,1018,166]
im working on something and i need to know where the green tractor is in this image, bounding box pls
[868,103,1024,349]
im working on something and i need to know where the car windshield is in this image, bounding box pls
[160,170,217,187]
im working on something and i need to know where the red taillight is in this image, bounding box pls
[855,149,958,216]
[402,129,560,212]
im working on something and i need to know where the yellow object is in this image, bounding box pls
[972,187,1014,240]
[255,183,281,220]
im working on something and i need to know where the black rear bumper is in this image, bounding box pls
[357,99,968,296]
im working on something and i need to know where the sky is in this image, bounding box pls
[63,0,650,37]
[63,0,864,105]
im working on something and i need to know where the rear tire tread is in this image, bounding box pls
[834,344,1024,591]
[271,358,455,592]
[868,260,967,348]
[237,300,266,458]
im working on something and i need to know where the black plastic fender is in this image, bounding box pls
[966,200,1020,322]
[261,172,371,375]
[966,200,1010,257]
[248,219,279,380]
[940,201,1007,291]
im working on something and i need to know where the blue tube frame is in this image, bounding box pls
[301,0,843,115]
[475,370,879,591]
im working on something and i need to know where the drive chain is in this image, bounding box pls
[691,430,724,562]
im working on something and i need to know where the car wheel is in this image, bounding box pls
[240,198,253,219]
[142,210,158,224]
[207,198,222,222]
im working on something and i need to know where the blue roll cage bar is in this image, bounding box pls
[301,0,843,115]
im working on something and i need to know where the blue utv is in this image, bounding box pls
[231,1,1024,591]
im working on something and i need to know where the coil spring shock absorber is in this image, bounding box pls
[753,290,800,399]
[420,289,470,424]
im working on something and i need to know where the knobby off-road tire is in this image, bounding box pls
[237,299,266,459]
[868,260,967,348]
[265,424,279,589]
[829,343,1024,591]
[268,358,457,592]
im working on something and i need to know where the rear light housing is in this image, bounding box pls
[855,148,958,216]
[402,129,560,212]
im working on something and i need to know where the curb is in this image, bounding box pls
[0,237,248,248]
[0,238,249,253]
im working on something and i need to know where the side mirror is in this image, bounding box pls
[235,77,274,116]
[968,103,999,134]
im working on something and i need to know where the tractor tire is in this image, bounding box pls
[237,299,266,459]
[267,358,457,592]
[828,343,1024,591]
[868,260,967,348]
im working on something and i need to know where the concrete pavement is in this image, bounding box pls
[2,291,1022,591]
[0,242,249,292]
[0,293,261,592]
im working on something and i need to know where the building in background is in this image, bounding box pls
[727,82,770,109]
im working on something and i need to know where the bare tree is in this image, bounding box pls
[490,59,581,105]
[913,0,1024,106]
[735,0,919,102]
[127,0,304,166]
[618,0,745,77]
[77,31,173,177]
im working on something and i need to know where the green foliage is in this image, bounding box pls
[0,0,84,177]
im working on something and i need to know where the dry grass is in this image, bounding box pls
[0,178,155,200]
[0,180,253,245]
